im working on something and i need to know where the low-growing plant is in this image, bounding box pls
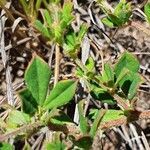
[19,0,43,23]
[99,0,132,27]
[0,54,78,149]
[1,0,150,149]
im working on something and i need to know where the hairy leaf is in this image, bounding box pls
[34,20,51,38]
[114,0,131,25]
[102,18,114,28]
[6,110,30,128]
[25,54,51,106]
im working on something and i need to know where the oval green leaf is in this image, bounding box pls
[43,80,77,110]
[25,54,51,106]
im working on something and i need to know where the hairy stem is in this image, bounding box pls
[54,44,60,86]
[0,110,150,142]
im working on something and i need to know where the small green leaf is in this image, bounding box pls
[114,0,131,25]
[128,74,143,100]
[6,110,30,127]
[54,26,63,44]
[102,18,114,28]
[25,54,51,106]
[43,9,53,27]
[114,52,140,78]
[50,112,72,125]
[107,14,123,26]
[102,63,114,86]
[85,57,95,72]
[78,100,90,134]
[90,110,102,137]
[101,109,124,123]
[89,109,124,123]
[46,141,66,150]
[77,24,88,41]
[90,84,116,105]
[115,68,129,86]
[43,80,77,110]
[35,0,42,10]
[72,136,92,150]
[61,2,74,29]
[144,2,150,23]
[18,88,38,115]
[0,142,14,150]
[34,20,51,38]
[75,67,84,78]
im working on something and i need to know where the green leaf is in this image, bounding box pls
[115,68,129,86]
[43,9,53,27]
[78,100,90,134]
[43,80,77,110]
[85,57,95,72]
[90,84,116,105]
[0,142,14,150]
[144,2,150,23]
[114,52,140,78]
[90,110,102,137]
[54,26,63,44]
[72,136,92,150]
[61,2,73,29]
[77,24,88,41]
[101,109,124,122]
[18,88,38,115]
[6,110,30,127]
[25,54,51,106]
[102,63,114,86]
[107,14,123,26]
[35,0,42,10]
[34,20,51,38]
[46,141,66,150]
[102,18,114,28]
[89,109,124,123]
[127,73,143,100]
[19,0,29,15]
[50,112,72,125]
[114,0,131,25]
[75,67,84,78]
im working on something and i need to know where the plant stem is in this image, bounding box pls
[54,44,60,86]
[113,94,129,110]
[1,110,150,142]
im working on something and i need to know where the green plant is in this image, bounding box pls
[19,0,43,23]
[1,0,150,149]
[144,1,150,23]
[77,52,143,108]
[75,52,146,139]
[34,1,74,45]
[99,0,132,27]
[0,54,77,147]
